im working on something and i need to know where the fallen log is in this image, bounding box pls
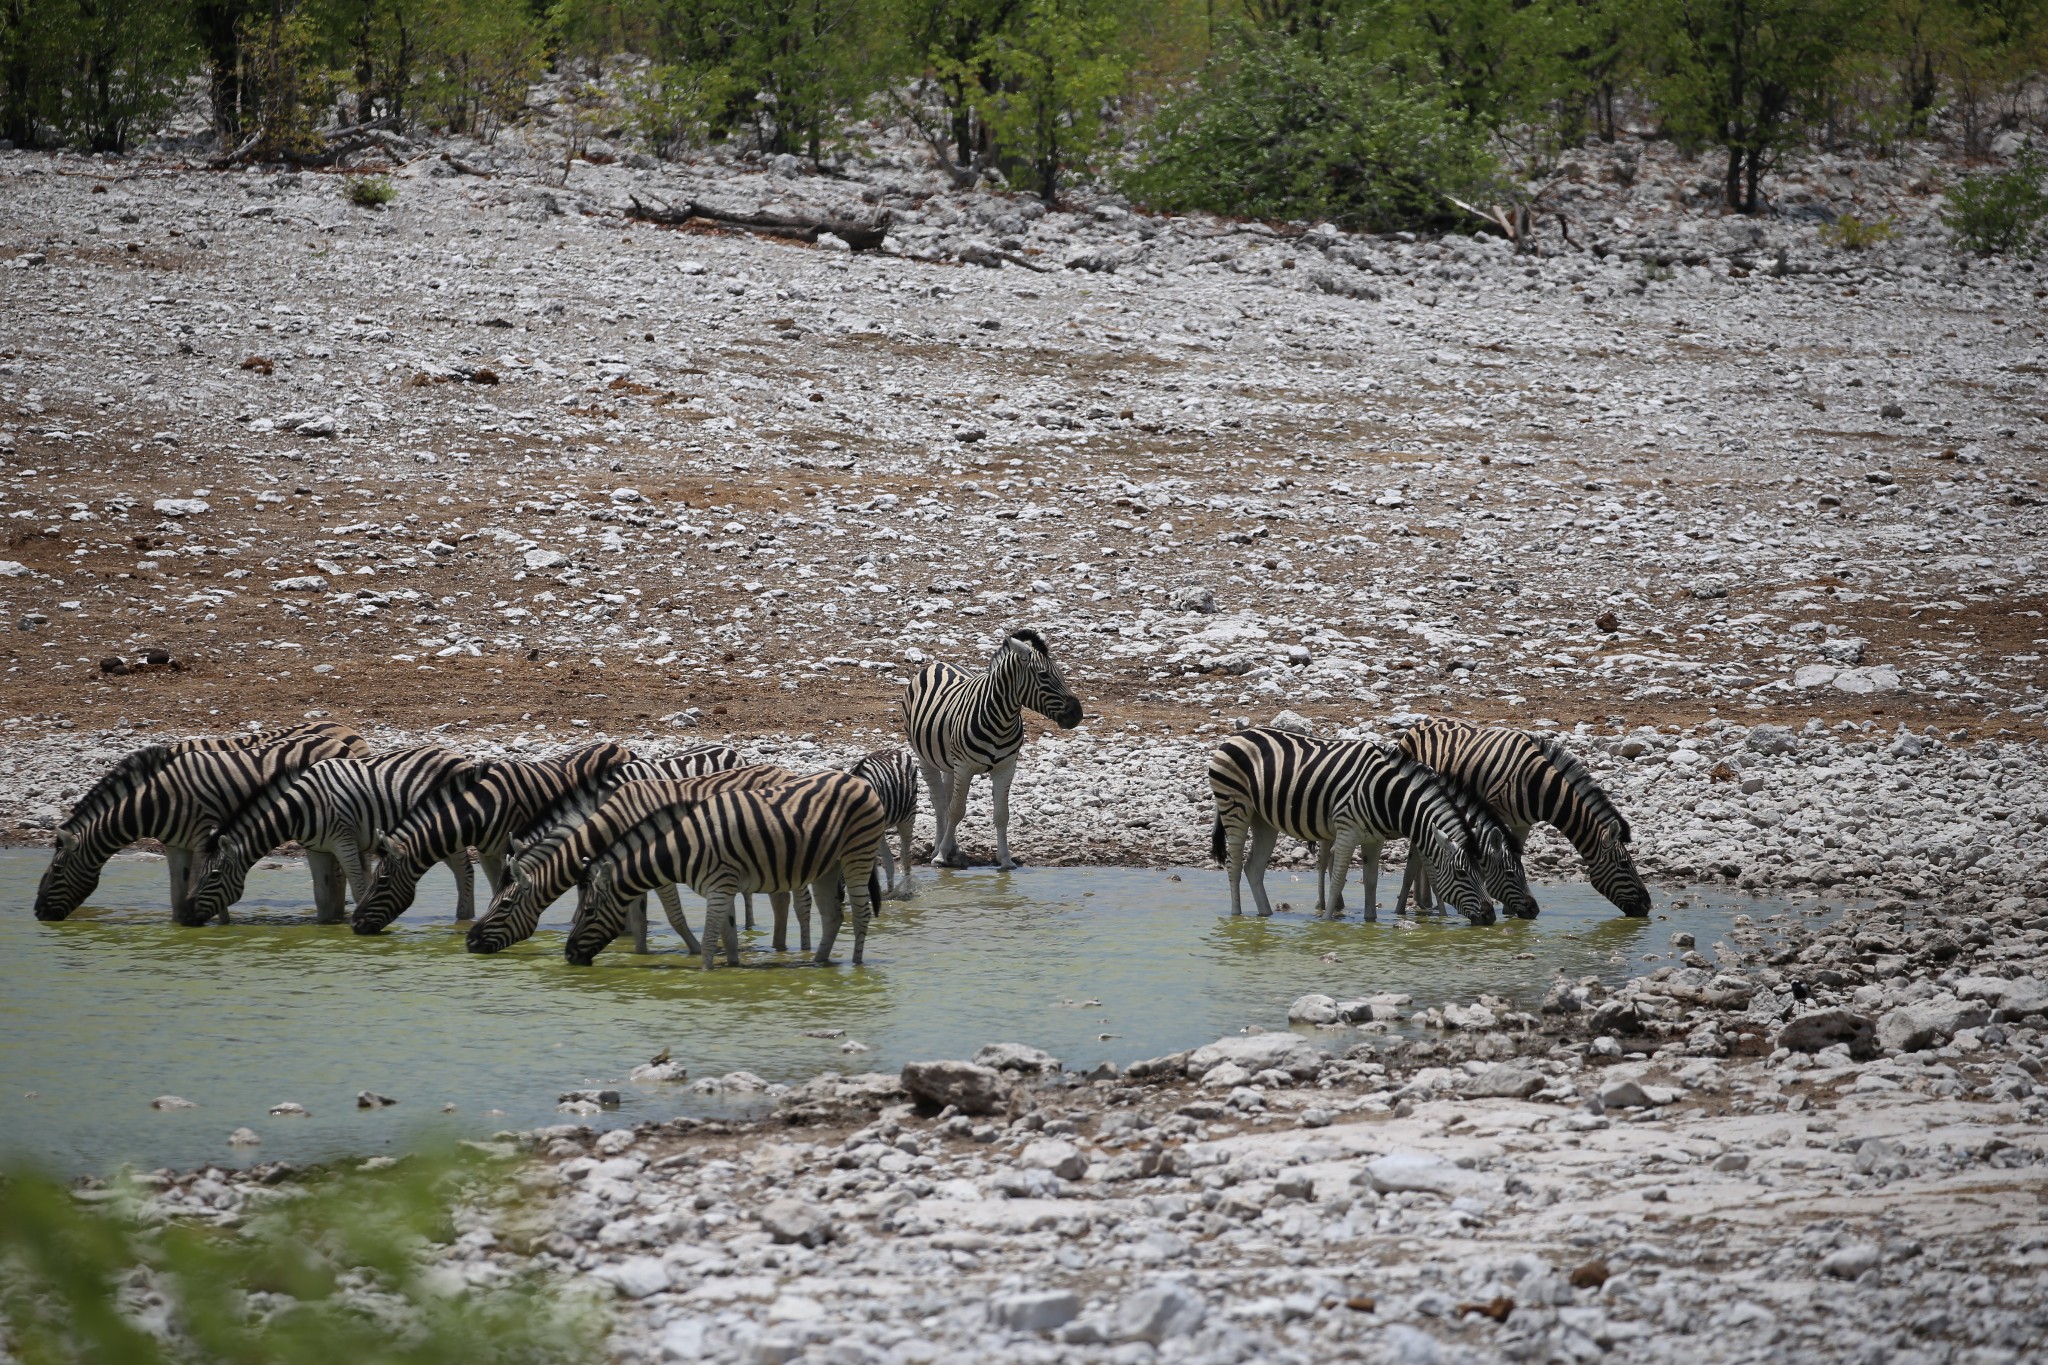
[627,193,892,251]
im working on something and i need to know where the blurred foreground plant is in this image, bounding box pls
[0,1148,603,1365]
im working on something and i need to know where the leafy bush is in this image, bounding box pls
[1120,36,1495,232]
[0,1149,603,1365]
[344,175,397,207]
[1942,149,2048,256]
[1820,212,1895,250]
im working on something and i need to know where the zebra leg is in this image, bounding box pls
[991,756,1019,870]
[1324,833,1350,920]
[772,892,789,954]
[938,771,972,867]
[629,893,650,954]
[166,846,205,924]
[656,884,699,954]
[797,886,814,953]
[888,817,915,899]
[915,757,946,864]
[1314,840,1334,918]
[1224,818,1249,917]
[875,837,897,904]
[481,848,506,896]
[1394,856,1416,918]
[743,892,756,932]
[812,871,845,965]
[701,891,740,969]
[333,832,372,906]
[1358,838,1385,923]
[439,853,472,922]
[308,849,349,924]
[1245,822,1279,918]
[848,862,875,966]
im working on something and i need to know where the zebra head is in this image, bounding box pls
[1478,825,1540,921]
[564,862,626,967]
[1420,830,1497,926]
[465,874,534,954]
[1004,628,1083,727]
[179,841,247,927]
[33,828,100,921]
[351,832,421,935]
[1590,828,1651,917]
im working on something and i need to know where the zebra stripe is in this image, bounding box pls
[187,745,479,927]
[1208,728,1496,925]
[847,748,919,898]
[568,770,888,969]
[1392,770,1540,920]
[351,741,637,934]
[902,628,1081,869]
[1397,719,1649,916]
[35,723,368,923]
[469,765,794,955]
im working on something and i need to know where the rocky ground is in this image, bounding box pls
[6,107,2048,1363]
[121,886,2048,1365]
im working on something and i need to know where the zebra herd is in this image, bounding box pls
[29,626,1650,968]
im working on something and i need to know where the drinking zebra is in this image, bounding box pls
[349,741,639,934]
[35,723,368,923]
[184,745,480,926]
[1390,774,1541,920]
[902,628,1082,869]
[565,770,888,969]
[468,763,793,957]
[1208,728,1496,925]
[847,748,919,899]
[1397,718,1650,917]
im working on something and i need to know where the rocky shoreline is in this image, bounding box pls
[104,880,2048,1364]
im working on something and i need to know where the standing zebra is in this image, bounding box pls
[349,741,638,934]
[1397,718,1650,917]
[565,770,887,970]
[184,745,479,926]
[902,628,1082,869]
[35,723,367,923]
[847,748,919,899]
[468,764,794,957]
[1208,728,1496,924]
[605,746,747,949]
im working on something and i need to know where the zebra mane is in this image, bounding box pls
[1008,627,1050,656]
[62,743,177,831]
[1384,747,1474,848]
[202,753,326,860]
[1533,733,1632,843]
[1437,773,1523,856]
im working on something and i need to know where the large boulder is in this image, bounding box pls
[974,1042,1063,1074]
[1876,995,1987,1053]
[1113,1281,1208,1344]
[901,1059,1009,1114]
[1458,1065,1545,1099]
[1287,994,1340,1025]
[1362,1151,1500,1199]
[1776,1008,1877,1060]
[1184,1033,1327,1081]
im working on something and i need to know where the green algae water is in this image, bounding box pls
[0,848,1825,1176]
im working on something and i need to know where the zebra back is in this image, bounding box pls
[1207,728,1385,846]
[612,742,740,787]
[59,723,365,834]
[848,749,919,826]
[469,766,792,952]
[1531,732,1633,844]
[568,770,888,965]
[351,741,634,934]
[36,725,368,922]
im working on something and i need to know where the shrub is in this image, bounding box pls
[344,175,397,207]
[1942,148,2048,257]
[0,1148,603,1365]
[1820,213,1895,250]
[1120,36,1495,233]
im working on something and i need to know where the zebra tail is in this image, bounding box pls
[1211,815,1225,865]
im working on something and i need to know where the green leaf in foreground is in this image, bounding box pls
[0,1149,604,1365]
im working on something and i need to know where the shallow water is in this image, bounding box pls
[0,848,1828,1176]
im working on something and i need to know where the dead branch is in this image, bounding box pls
[627,193,892,251]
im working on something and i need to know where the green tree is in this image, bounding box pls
[892,0,1022,171]
[972,0,1124,200]
[1635,0,1872,212]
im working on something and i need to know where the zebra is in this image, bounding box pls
[847,748,919,899]
[565,770,887,970]
[1396,718,1650,917]
[468,764,795,957]
[1390,775,1541,920]
[35,723,368,924]
[184,745,480,927]
[603,746,748,949]
[1207,728,1496,925]
[902,628,1082,869]
[349,741,638,934]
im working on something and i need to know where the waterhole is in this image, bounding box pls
[0,848,1830,1175]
